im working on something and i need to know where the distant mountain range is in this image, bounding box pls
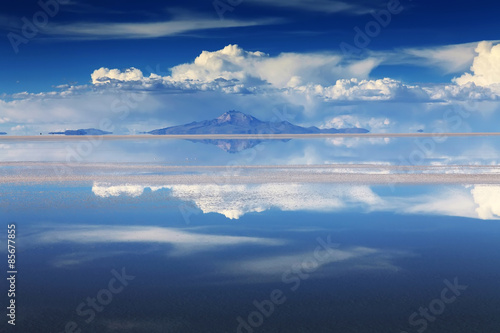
[146,111,368,152]
[148,111,369,135]
[0,132,6,135]
[49,129,112,135]
[42,112,369,153]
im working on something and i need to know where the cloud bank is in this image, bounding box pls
[88,43,500,103]
[2,41,500,135]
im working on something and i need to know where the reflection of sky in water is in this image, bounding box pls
[1,136,500,166]
[2,181,500,332]
[1,139,500,332]
[3,181,497,220]
[91,182,500,220]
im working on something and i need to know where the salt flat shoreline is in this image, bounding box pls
[2,173,500,185]
[1,163,500,185]
[1,162,500,170]
[2,132,500,141]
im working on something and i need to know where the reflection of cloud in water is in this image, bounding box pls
[395,186,500,220]
[471,185,500,219]
[327,137,391,148]
[92,184,148,197]
[396,189,479,219]
[216,247,412,285]
[92,182,500,220]
[31,225,283,256]
[50,250,129,267]
[227,247,379,276]
[92,183,382,219]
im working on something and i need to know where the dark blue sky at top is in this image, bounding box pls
[0,0,499,93]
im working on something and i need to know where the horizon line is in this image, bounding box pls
[2,132,500,141]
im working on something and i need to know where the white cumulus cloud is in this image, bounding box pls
[296,78,429,101]
[4,42,500,135]
[454,41,500,89]
[91,44,381,94]
[91,67,146,84]
[85,43,500,104]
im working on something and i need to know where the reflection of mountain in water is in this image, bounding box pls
[188,139,290,153]
[149,110,369,152]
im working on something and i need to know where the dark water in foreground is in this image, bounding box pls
[1,179,500,333]
[1,136,499,332]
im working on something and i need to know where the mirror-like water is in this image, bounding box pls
[1,138,499,332]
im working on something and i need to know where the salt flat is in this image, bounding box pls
[2,162,500,185]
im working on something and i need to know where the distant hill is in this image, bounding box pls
[49,128,112,135]
[148,111,369,135]
[147,111,368,152]
[0,132,6,135]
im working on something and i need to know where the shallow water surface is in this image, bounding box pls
[0,138,499,332]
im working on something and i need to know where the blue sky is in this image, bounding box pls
[1,0,500,134]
